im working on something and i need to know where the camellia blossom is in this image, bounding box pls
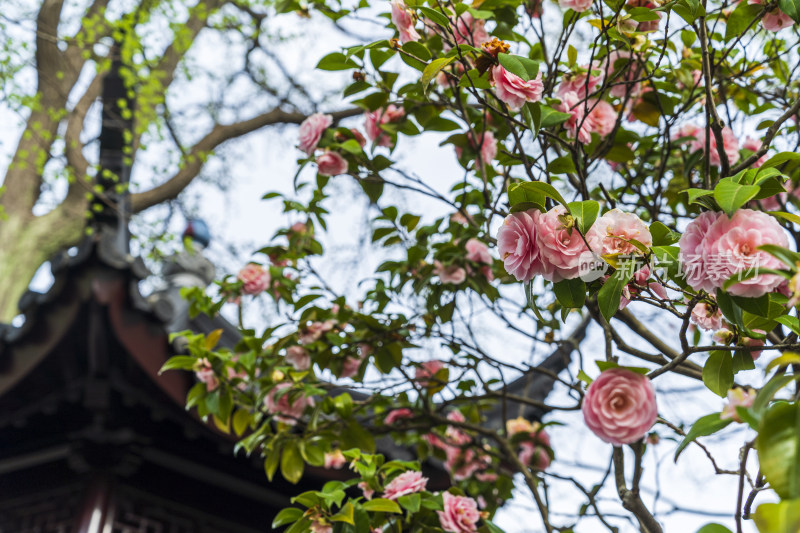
[557,91,594,144]
[691,209,789,297]
[582,368,658,446]
[673,123,740,167]
[316,151,348,176]
[415,359,446,385]
[588,99,618,138]
[456,131,498,166]
[390,0,420,43]
[741,136,768,167]
[558,0,593,12]
[749,0,794,31]
[557,63,603,98]
[690,302,723,331]
[452,12,490,47]
[358,481,374,500]
[297,113,332,155]
[364,105,405,147]
[383,470,428,500]
[193,358,218,392]
[534,205,591,282]
[310,522,332,533]
[264,382,313,425]
[323,450,346,469]
[384,408,414,425]
[497,209,543,282]
[434,260,467,284]
[678,210,723,293]
[605,50,640,98]
[721,388,757,422]
[491,66,543,110]
[465,238,492,265]
[586,209,652,256]
[299,320,335,345]
[238,263,270,295]
[285,345,311,371]
[438,492,481,533]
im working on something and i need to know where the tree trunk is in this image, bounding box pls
[0,207,86,323]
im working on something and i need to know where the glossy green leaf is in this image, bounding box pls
[568,200,600,234]
[272,508,304,528]
[597,265,634,321]
[553,278,586,309]
[696,524,732,533]
[756,401,800,499]
[675,412,733,460]
[280,442,305,484]
[753,499,800,533]
[713,178,760,217]
[703,350,734,398]
[421,57,455,88]
[362,498,402,513]
[509,181,569,209]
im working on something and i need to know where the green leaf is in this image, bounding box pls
[330,502,356,524]
[568,201,600,234]
[281,442,305,484]
[753,499,800,533]
[674,412,733,460]
[509,181,569,209]
[595,360,650,374]
[362,498,402,513]
[397,493,421,513]
[553,278,586,309]
[713,178,760,217]
[402,41,431,61]
[421,57,455,88]
[730,294,770,317]
[539,106,573,128]
[547,155,576,174]
[716,289,744,330]
[159,356,199,373]
[732,349,756,374]
[650,221,681,245]
[597,266,634,321]
[778,0,800,22]
[724,2,762,42]
[703,351,734,398]
[758,242,800,268]
[417,6,451,27]
[684,188,714,206]
[317,52,359,71]
[272,508,304,528]
[264,447,281,482]
[485,520,507,533]
[762,151,800,169]
[497,53,539,81]
[766,352,800,373]
[756,401,800,499]
[767,210,800,229]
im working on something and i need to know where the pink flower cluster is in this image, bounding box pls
[364,105,405,147]
[438,492,481,533]
[679,209,789,297]
[498,206,651,283]
[264,382,313,425]
[193,358,218,391]
[582,368,658,446]
[323,449,346,469]
[557,93,618,144]
[426,411,497,482]
[390,0,420,43]
[507,417,552,470]
[383,470,428,500]
[237,263,270,295]
[491,66,543,110]
[673,123,740,167]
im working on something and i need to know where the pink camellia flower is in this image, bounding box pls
[264,382,312,425]
[582,368,658,446]
[678,211,723,293]
[741,137,769,167]
[557,63,603,98]
[533,205,591,282]
[587,209,652,257]
[455,131,498,166]
[673,123,740,167]
[383,470,428,500]
[698,209,789,297]
[673,122,703,144]
[438,492,481,533]
[559,0,593,11]
[466,238,492,264]
[238,263,270,295]
[358,481,374,500]
[340,355,363,378]
[391,0,420,43]
[743,331,766,360]
[434,260,467,284]
[193,358,219,392]
[452,12,491,46]
[285,345,311,371]
[497,209,543,282]
[316,151,348,176]
[364,105,405,147]
[415,359,446,385]
[557,91,594,144]
[299,320,336,345]
[721,387,757,422]
[605,50,641,98]
[491,66,543,110]
[749,0,794,30]
[385,408,414,425]
[519,441,551,470]
[324,449,347,469]
[690,302,723,331]
[588,99,618,138]
[298,113,332,155]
